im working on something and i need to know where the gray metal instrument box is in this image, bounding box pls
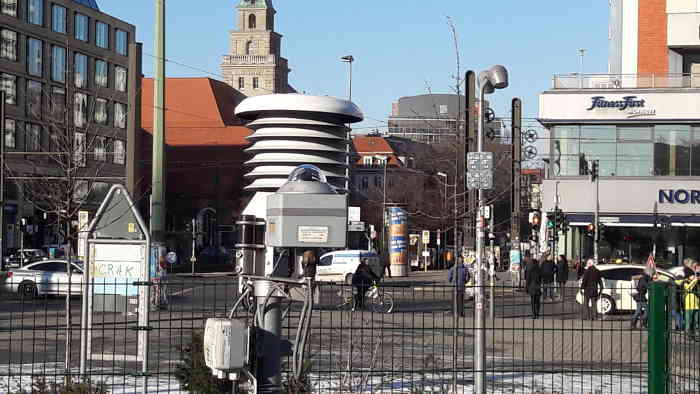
[266,193,347,248]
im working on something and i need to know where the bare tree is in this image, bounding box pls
[5,59,129,382]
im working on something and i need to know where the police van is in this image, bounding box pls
[316,250,383,284]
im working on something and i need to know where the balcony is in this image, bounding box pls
[552,73,700,89]
[221,54,276,65]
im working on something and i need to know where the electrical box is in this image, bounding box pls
[266,193,347,248]
[203,318,249,371]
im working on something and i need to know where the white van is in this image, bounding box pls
[316,250,383,283]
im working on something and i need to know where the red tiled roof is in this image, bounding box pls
[141,77,251,146]
[352,136,402,166]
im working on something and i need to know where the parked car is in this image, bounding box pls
[2,260,83,297]
[575,264,674,315]
[316,250,383,284]
[3,249,48,268]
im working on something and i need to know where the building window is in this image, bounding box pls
[0,73,16,104]
[74,131,85,167]
[114,102,126,129]
[113,139,125,164]
[248,14,256,29]
[114,66,127,92]
[51,46,66,82]
[74,53,87,88]
[1,0,17,16]
[74,92,87,128]
[96,21,109,49]
[75,13,88,41]
[115,29,127,55]
[27,0,43,25]
[253,77,259,89]
[95,59,107,87]
[50,86,65,122]
[94,135,105,161]
[94,98,107,124]
[4,118,16,148]
[362,156,373,166]
[1,29,18,61]
[245,41,256,55]
[49,126,60,152]
[26,123,41,151]
[361,176,369,190]
[27,38,43,77]
[26,80,42,119]
[655,125,691,176]
[374,176,381,187]
[238,77,244,89]
[51,4,66,33]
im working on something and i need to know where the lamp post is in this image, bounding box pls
[437,172,447,266]
[578,48,587,89]
[475,65,509,394]
[377,155,388,259]
[340,55,354,194]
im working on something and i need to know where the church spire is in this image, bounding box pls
[237,0,273,9]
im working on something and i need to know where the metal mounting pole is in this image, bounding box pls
[0,91,4,271]
[489,208,495,320]
[255,280,282,394]
[474,86,486,394]
[594,160,599,263]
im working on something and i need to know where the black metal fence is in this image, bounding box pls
[1,275,698,393]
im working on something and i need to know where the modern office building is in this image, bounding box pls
[220,0,295,97]
[0,0,140,249]
[386,94,464,144]
[539,0,700,264]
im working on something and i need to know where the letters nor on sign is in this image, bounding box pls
[298,226,329,243]
[90,261,141,278]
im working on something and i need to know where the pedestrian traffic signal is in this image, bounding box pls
[586,223,595,236]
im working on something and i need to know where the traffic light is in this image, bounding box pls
[529,211,541,229]
[590,160,599,182]
[586,223,595,237]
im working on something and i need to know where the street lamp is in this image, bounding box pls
[475,65,508,394]
[437,172,447,267]
[340,55,354,193]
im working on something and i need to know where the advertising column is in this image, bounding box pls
[388,206,409,277]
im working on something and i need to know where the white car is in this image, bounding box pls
[316,250,383,284]
[2,260,84,297]
[575,264,674,315]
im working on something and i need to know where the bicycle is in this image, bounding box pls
[336,283,394,314]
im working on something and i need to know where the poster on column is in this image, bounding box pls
[388,207,408,266]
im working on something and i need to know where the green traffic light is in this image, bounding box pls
[547,220,555,228]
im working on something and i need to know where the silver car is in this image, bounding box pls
[3,260,84,297]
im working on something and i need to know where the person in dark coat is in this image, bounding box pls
[580,259,604,321]
[540,254,556,301]
[352,258,379,310]
[448,262,471,316]
[631,268,653,329]
[525,259,542,319]
[556,255,570,301]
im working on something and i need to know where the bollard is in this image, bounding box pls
[647,282,668,394]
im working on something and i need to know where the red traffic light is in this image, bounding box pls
[587,223,595,232]
[532,216,540,226]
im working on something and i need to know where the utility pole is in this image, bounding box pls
[151,0,166,243]
[464,71,477,251]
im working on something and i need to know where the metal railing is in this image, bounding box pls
[2,274,678,393]
[221,54,276,65]
[552,73,700,89]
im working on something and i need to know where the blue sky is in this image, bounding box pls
[100,1,610,133]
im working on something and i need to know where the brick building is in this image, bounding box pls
[138,77,250,255]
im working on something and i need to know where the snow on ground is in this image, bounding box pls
[0,363,184,394]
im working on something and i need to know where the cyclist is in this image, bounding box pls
[352,258,379,311]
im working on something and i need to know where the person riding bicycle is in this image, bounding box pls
[352,258,379,311]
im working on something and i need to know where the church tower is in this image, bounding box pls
[221,0,293,96]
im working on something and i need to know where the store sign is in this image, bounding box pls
[659,189,700,204]
[586,96,656,118]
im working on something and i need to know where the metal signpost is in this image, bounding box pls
[80,185,151,392]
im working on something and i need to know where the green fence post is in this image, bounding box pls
[648,281,668,394]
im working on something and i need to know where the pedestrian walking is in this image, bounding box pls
[631,267,653,329]
[525,259,542,319]
[556,255,569,301]
[580,259,604,321]
[352,258,379,311]
[448,261,471,317]
[383,254,392,278]
[540,254,556,301]
[669,275,686,331]
[683,269,700,339]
